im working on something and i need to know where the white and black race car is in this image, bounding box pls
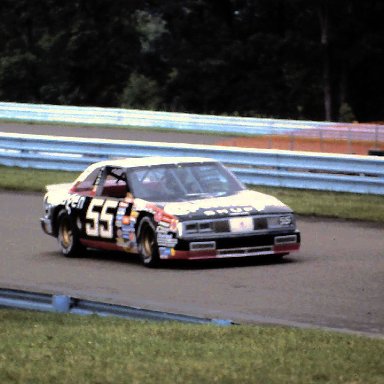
[41,157,300,267]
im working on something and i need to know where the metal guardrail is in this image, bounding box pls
[0,102,383,144]
[1,132,384,195]
[0,288,233,325]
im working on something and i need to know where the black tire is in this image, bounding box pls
[57,210,85,258]
[137,217,160,268]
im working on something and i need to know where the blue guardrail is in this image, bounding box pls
[1,132,384,195]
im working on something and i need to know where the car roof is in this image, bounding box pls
[97,156,216,168]
[78,156,218,179]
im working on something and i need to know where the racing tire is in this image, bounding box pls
[57,210,85,258]
[137,217,160,268]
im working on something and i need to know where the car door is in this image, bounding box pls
[80,166,133,249]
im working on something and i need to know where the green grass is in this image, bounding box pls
[252,186,384,223]
[1,167,383,382]
[0,165,78,192]
[1,165,383,223]
[0,309,383,384]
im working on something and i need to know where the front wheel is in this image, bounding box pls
[137,217,160,268]
[57,210,85,258]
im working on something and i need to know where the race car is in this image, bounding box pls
[41,157,300,267]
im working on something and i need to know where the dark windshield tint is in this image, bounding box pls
[127,162,244,202]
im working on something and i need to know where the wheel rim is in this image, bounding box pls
[60,218,73,250]
[141,226,155,261]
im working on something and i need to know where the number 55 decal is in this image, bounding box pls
[86,198,119,238]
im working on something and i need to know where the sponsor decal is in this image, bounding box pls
[159,247,172,259]
[122,224,134,233]
[117,208,126,216]
[163,190,286,217]
[65,194,86,214]
[157,232,178,247]
[279,215,292,226]
[164,199,257,217]
[159,220,170,228]
[134,199,178,232]
[113,198,135,244]
[229,217,254,232]
[204,206,254,216]
[122,215,130,225]
[124,192,134,204]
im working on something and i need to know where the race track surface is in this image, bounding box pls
[1,122,383,336]
[1,191,383,336]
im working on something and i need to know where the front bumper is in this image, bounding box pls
[160,230,301,260]
[40,217,55,237]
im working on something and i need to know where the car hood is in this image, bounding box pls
[162,190,292,220]
[44,183,73,206]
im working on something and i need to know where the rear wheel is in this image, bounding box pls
[57,210,85,258]
[137,217,160,268]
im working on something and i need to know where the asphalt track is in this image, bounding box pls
[1,123,384,336]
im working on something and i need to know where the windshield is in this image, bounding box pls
[127,162,244,202]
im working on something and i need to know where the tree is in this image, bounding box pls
[0,0,382,121]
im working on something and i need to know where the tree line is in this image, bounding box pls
[0,0,383,122]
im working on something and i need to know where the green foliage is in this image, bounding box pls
[1,309,383,384]
[0,1,382,121]
[120,72,163,110]
[338,102,357,123]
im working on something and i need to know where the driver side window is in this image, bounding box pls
[98,167,130,198]
[71,168,100,196]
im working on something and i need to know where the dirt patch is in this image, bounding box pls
[216,135,384,155]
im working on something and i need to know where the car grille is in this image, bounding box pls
[217,246,274,257]
[181,214,295,239]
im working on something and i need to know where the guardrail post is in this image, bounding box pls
[52,295,71,313]
[375,125,379,149]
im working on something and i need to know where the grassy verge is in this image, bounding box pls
[0,166,384,223]
[0,165,78,192]
[1,165,384,223]
[252,185,384,223]
[1,309,383,384]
